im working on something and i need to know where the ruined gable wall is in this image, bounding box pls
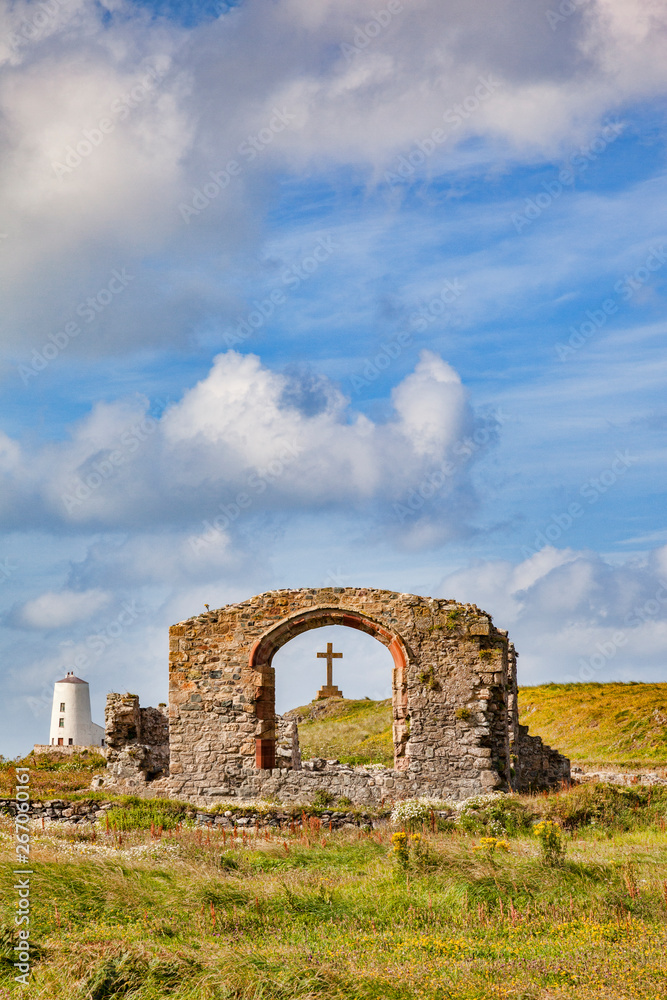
[513,725,571,791]
[167,588,514,804]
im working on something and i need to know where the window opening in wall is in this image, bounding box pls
[68,738,73,745]
[60,702,66,712]
[272,624,395,768]
[58,718,65,727]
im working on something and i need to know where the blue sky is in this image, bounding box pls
[1,0,666,755]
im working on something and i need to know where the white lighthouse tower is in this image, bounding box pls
[49,672,105,748]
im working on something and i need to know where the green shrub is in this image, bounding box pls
[391,831,410,873]
[446,609,463,629]
[32,751,107,772]
[534,820,566,865]
[391,797,445,830]
[312,789,334,808]
[390,831,439,877]
[544,782,667,832]
[457,794,535,837]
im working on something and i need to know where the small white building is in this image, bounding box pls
[48,672,105,748]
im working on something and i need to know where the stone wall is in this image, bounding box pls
[513,724,571,791]
[167,588,520,804]
[0,798,403,830]
[224,757,469,806]
[99,588,569,806]
[104,694,169,787]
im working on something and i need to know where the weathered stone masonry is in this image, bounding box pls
[103,588,569,805]
[155,587,568,805]
[103,693,169,787]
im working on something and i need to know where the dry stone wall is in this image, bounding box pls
[33,744,104,757]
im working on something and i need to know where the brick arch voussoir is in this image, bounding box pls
[249,605,410,770]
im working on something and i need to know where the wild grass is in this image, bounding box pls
[0,751,106,800]
[1,783,667,999]
[292,697,394,767]
[518,681,667,767]
[102,798,192,831]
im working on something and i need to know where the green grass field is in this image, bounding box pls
[294,682,667,771]
[1,783,667,999]
[291,697,394,767]
[518,682,667,768]
[2,685,667,997]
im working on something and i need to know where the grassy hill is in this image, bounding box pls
[293,682,667,770]
[289,697,394,767]
[518,682,667,768]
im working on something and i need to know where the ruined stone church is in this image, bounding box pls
[103,588,569,805]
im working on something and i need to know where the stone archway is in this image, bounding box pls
[248,605,411,770]
[167,587,527,803]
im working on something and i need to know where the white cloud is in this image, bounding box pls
[2,0,667,358]
[18,588,111,629]
[439,544,667,684]
[0,350,482,536]
[391,353,467,458]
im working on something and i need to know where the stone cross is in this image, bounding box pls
[316,642,343,699]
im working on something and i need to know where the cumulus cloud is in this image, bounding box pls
[0,349,485,538]
[2,0,667,359]
[439,544,667,684]
[15,588,111,629]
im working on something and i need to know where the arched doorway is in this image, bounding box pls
[248,606,409,770]
[271,624,396,766]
